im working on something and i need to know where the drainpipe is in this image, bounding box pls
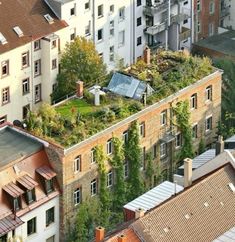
[132,0,136,63]
[190,0,195,48]
[166,0,171,50]
[92,0,95,43]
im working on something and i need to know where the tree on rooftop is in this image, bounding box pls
[52,37,107,101]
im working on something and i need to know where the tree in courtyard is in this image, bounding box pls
[52,37,107,101]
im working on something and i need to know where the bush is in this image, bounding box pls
[128,102,143,113]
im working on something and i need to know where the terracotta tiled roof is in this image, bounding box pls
[17,174,38,190]
[2,182,24,198]
[105,228,141,242]
[36,165,56,180]
[0,0,67,54]
[0,214,24,236]
[132,164,235,242]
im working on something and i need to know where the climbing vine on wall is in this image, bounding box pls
[173,101,194,160]
[125,120,144,201]
[145,152,154,189]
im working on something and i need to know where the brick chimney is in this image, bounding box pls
[76,80,83,98]
[184,158,192,188]
[135,208,145,219]
[143,46,151,65]
[95,227,105,242]
[118,234,127,242]
[216,135,224,155]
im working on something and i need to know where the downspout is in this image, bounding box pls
[132,0,136,64]
[31,38,34,109]
[92,0,95,43]
[166,0,171,50]
[190,0,195,48]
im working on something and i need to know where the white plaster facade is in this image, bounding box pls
[220,0,235,30]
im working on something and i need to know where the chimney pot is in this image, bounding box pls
[118,234,127,242]
[184,158,192,188]
[76,81,84,98]
[135,207,145,219]
[216,135,224,155]
[143,46,151,65]
[95,226,105,242]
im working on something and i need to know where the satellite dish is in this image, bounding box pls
[13,120,23,128]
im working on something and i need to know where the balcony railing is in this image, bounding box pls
[179,27,191,42]
[145,22,167,35]
[220,6,230,18]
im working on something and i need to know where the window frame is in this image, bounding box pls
[205,115,212,132]
[98,4,103,18]
[107,170,113,187]
[34,84,41,103]
[46,207,55,227]
[106,139,112,155]
[160,143,167,158]
[1,60,9,77]
[34,40,41,51]
[74,188,81,205]
[22,52,29,68]
[206,85,212,102]
[192,124,198,139]
[52,59,57,70]
[2,87,10,105]
[139,122,145,137]
[160,110,167,126]
[119,7,125,21]
[97,28,103,41]
[175,133,182,148]
[90,179,97,197]
[190,93,197,109]
[34,59,41,77]
[27,217,36,236]
[74,155,81,173]
[22,78,30,95]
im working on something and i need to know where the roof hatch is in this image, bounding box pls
[0,32,7,45]
[13,26,24,37]
[44,14,54,24]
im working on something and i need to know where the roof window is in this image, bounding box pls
[0,32,7,45]
[13,26,24,37]
[44,14,54,24]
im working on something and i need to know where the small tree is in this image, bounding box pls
[52,37,107,101]
[125,121,144,201]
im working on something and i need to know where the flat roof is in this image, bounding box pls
[0,127,43,167]
[194,30,235,58]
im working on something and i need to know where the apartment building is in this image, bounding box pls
[0,0,68,123]
[144,0,192,51]
[219,0,235,30]
[44,0,146,70]
[194,0,220,41]
[0,125,60,242]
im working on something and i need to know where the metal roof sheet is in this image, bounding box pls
[3,182,24,198]
[36,165,56,180]
[225,135,235,143]
[213,226,235,242]
[0,214,24,236]
[179,149,216,170]
[17,174,38,190]
[123,181,184,212]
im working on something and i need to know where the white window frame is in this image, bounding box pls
[206,85,212,101]
[192,123,198,139]
[123,131,128,145]
[22,78,30,95]
[205,115,212,132]
[91,148,96,164]
[160,143,167,158]
[98,4,103,18]
[34,59,41,76]
[160,110,167,126]
[91,179,97,196]
[35,84,41,103]
[139,122,145,137]
[175,133,182,148]
[2,87,10,105]
[22,52,29,68]
[74,188,80,205]
[209,0,215,14]
[1,60,9,77]
[190,93,197,109]
[74,155,81,173]
[119,7,125,21]
[118,30,125,46]
[107,171,113,187]
[106,139,112,155]
[97,28,103,41]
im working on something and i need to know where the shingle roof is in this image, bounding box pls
[0,0,67,54]
[0,214,24,236]
[105,228,140,242]
[132,164,235,242]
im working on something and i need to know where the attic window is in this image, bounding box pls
[228,183,235,193]
[13,26,23,37]
[0,32,7,45]
[44,14,54,24]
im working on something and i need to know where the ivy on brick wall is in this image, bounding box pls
[125,120,144,201]
[145,152,154,189]
[173,101,194,161]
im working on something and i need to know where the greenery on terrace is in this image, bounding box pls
[25,51,214,147]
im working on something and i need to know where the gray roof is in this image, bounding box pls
[0,127,43,167]
[213,227,235,242]
[107,72,154,100]
[194,30,235,58]
[123,181,184,212]
[225,135,235,143]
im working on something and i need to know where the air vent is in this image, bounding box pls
[0,32,7,45]
[44,14,54,24]
[13,26,24,37]
[204,202,209,207]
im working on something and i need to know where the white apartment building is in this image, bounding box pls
[0,0,68,123]
[220,0,235,30]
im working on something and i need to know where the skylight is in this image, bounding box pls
[13,26,24,37]
[44,14,54,24]
[0,32,7,45]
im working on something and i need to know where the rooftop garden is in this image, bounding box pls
[25,50,214,147]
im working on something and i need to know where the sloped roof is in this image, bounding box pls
[107,72,153,100]
[213,226,235,242]
[105,228,140,242]
[0,0,67,54]
[0,214,24,236]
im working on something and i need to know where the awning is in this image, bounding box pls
[36,166,56,180]
[0,214,24,236]
[3,182,24,198]
[160,133,175,143]
[17,174,38,190]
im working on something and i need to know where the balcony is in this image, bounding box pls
[148,41,164,51]
[145,22,167,35]
[179,27,191,42]
[220,6,230,18]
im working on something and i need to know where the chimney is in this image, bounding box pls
[184,158,192,188]
[95,227,105,242]
[76,81,83,98]
[216,135,224,155]
[143,46,151,65]
[135,208,145,219]
[118,234,127,242]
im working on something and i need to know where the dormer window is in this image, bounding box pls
[13,197,21,211]
[26,189,35,204]
[45,179,54,194]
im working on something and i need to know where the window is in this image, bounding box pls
[197,0,201,11]
[137,36,142,46]
[99,53,103,61]
[107,139,112,155]
[137,0,142,6]
[124,161,128,178]
[110,46,114,62]
[45,179,54,194]
[209,0,215,14]
[139,122,145,137]
[70,6,75,16]
[118,30,125,46]
[190,93,197,109]
[22,52,29,68]
[184,0,188,5]
[98,4,103,18]
[70,28,76,41]
[153,144,157,158]
[110,4,114,13]
[22,78,30,95]
[74,188,80,205]
[46,235,55,242]
[206,85,212,101]
[0,115,7,125]
[46,207,54,227]
[97,29,103,41]
[192,124,198,139]
[52,59,57,69]
[1,60,9,77]
[107,170,113,187]
[137,17,142,26]
[160,110,167,126]
[85,21,91,35]
[51,40,56,48]
[2,87,10,105]
[13,197,21,211]
[160,143,167,158]
[91,179,97,196]
[110,20,114,37]
[0,234,7,242]
[197,21,201,33]
[35,84,41,103]
[123,131,128,145]
[119,7,125,21]
[208,23,214,36]
[23,104,30,119]
[91,148,96,163]
[26,189,35,204]
[74,155,81,173]
[34,59,41,76]
[85,1,90,10]
[175,133,182,148]
[27,217,36,236]
[183,19,188,24]
[34,40,40,50]
[205,116,212,132]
